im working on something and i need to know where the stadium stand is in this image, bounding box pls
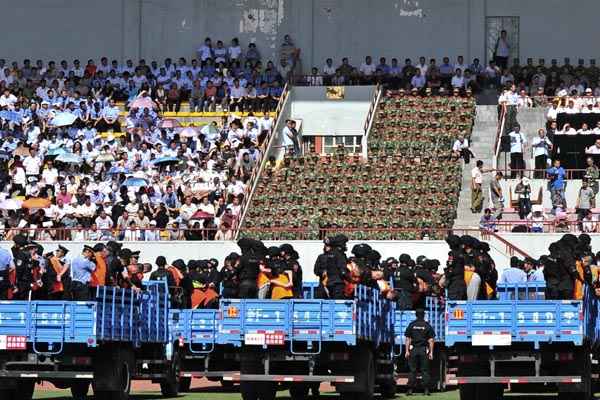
[241,90,475,240]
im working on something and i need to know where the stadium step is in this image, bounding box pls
[454,105,499,229]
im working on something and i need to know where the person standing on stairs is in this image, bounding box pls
[471,160,485,213]
[508,124,527,178]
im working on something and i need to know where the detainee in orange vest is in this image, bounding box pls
[47,245,70,300]
[90,244,109,298]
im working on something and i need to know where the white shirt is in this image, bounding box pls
[197,45,213,61]
[452,139,469,152]
[23,155,42,175]
[508,131,526,153]
[41,167,58,185]
[230,85,245,98]
[180,203,198,221]
[76,203,97,218]
[547,107,559,121]
[359,63,376,76]
[411,75,426,88]
[95,215,113,230]
[531,136,552,157]
[496,38,510,57]
[471,167,483,184]
[228,46,242,60]
[323,64,336,75]
[451,76,464,88]
[586,145,600,154]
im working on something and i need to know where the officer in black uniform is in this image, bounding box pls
[392,254,416,309]
[238,238,264,299]
[405,308,435,396]
[314,235,349,300]
[220,252,240,299]
[11,235,32,300]
[445,235,467,300]
[544,243,561,299]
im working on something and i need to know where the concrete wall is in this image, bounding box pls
[3,1,600,72]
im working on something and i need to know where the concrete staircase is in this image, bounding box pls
[454,105,499,228]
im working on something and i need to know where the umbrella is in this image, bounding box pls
[0,198,23,210]
[122,177,149,187]
[178,127,199,138]
[129,97,157,109]
[159,119,181,129]
[98,132,126,139]
[151,156,180,166]
[95,153,115,162]
[55,153,83,164]
[0,110,22,124]
[22,198,51,209]
[108,166,130,175]
[13,146,30,157]
[50,112,78,127]
[46,147,68,157]
[190,210,214,220]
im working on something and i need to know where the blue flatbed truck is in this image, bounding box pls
[0,281,179,400]
[214,285,395,400]
[445,282,600,400]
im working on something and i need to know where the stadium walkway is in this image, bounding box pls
[455,105,499,228]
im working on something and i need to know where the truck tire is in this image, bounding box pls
[339,346,375,400]
[240,347,262,400]
[476,383,504,400]
[95,357,132,400]
[220,379,234,389]
[70,382,90,400]
[289,383,309,399]
[0,388,14,400]
[378,379,396,399]
[160,351,181,397]
[458,383,476,400]
[178,377,191,393]
[259,382,277,400]
[13,380,34,400]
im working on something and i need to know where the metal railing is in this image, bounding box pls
[362,84,383,159]
[234,83,290,239]
[488,231,532,259]
[477,220,594,234]
[493,103,508,170]
[490,168,587,180]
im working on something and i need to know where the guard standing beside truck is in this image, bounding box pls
[405,308,435,396]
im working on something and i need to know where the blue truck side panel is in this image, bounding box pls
[0,281,169,349]
[169,309,218,347]
[218,285,393,348]
[445,284,592,348]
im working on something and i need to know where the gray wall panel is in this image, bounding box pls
[0,0,599,70]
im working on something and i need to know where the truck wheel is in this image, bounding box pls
[289,383,309,399]
[178,377,191,393]
[220,379,234,389]
[458,383,476,400]
[160,351,181,397]
[95,358,132,400]
[259,382,277,400]
[70,382,90,400]
[379,379,396,399]
[13,380,34,400]
[0,388,14,400]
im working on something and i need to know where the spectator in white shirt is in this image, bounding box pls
[546,103,559,121]
[577,123,592,135]
[228,38,242,61]
[451,69,464,89]
[323,58,336,77]
[197,37,213,62]
[41,160,58,189]
[560,123,577,135]
[359,56,376,79]
[586,139,600,154]
[23,148,42,177]
[508,124,527,178]
[179,196,198,223]
[95,209,114,231]
[410,69,426,89]
[531,128,552,177]
[452,134,472,163]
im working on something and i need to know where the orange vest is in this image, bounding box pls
[90,252,107,287]
[257,271,271,288]
[190,282,219,309]
[271,273,293,299]
[49,256,64,293]
[343,261,362,298]
[167,266,183,287]
[574,260,585,300]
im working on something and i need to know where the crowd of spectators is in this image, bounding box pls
[242,90,475,240]
[0,35,305,241]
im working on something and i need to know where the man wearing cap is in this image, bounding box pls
[45,245,70,300]
[70,245,96,301]
[404,308,435,396]
[314,235,348,300]
[0,246,15,300]
[392,254,417,309]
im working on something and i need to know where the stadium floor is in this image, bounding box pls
[32,383,584,399]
